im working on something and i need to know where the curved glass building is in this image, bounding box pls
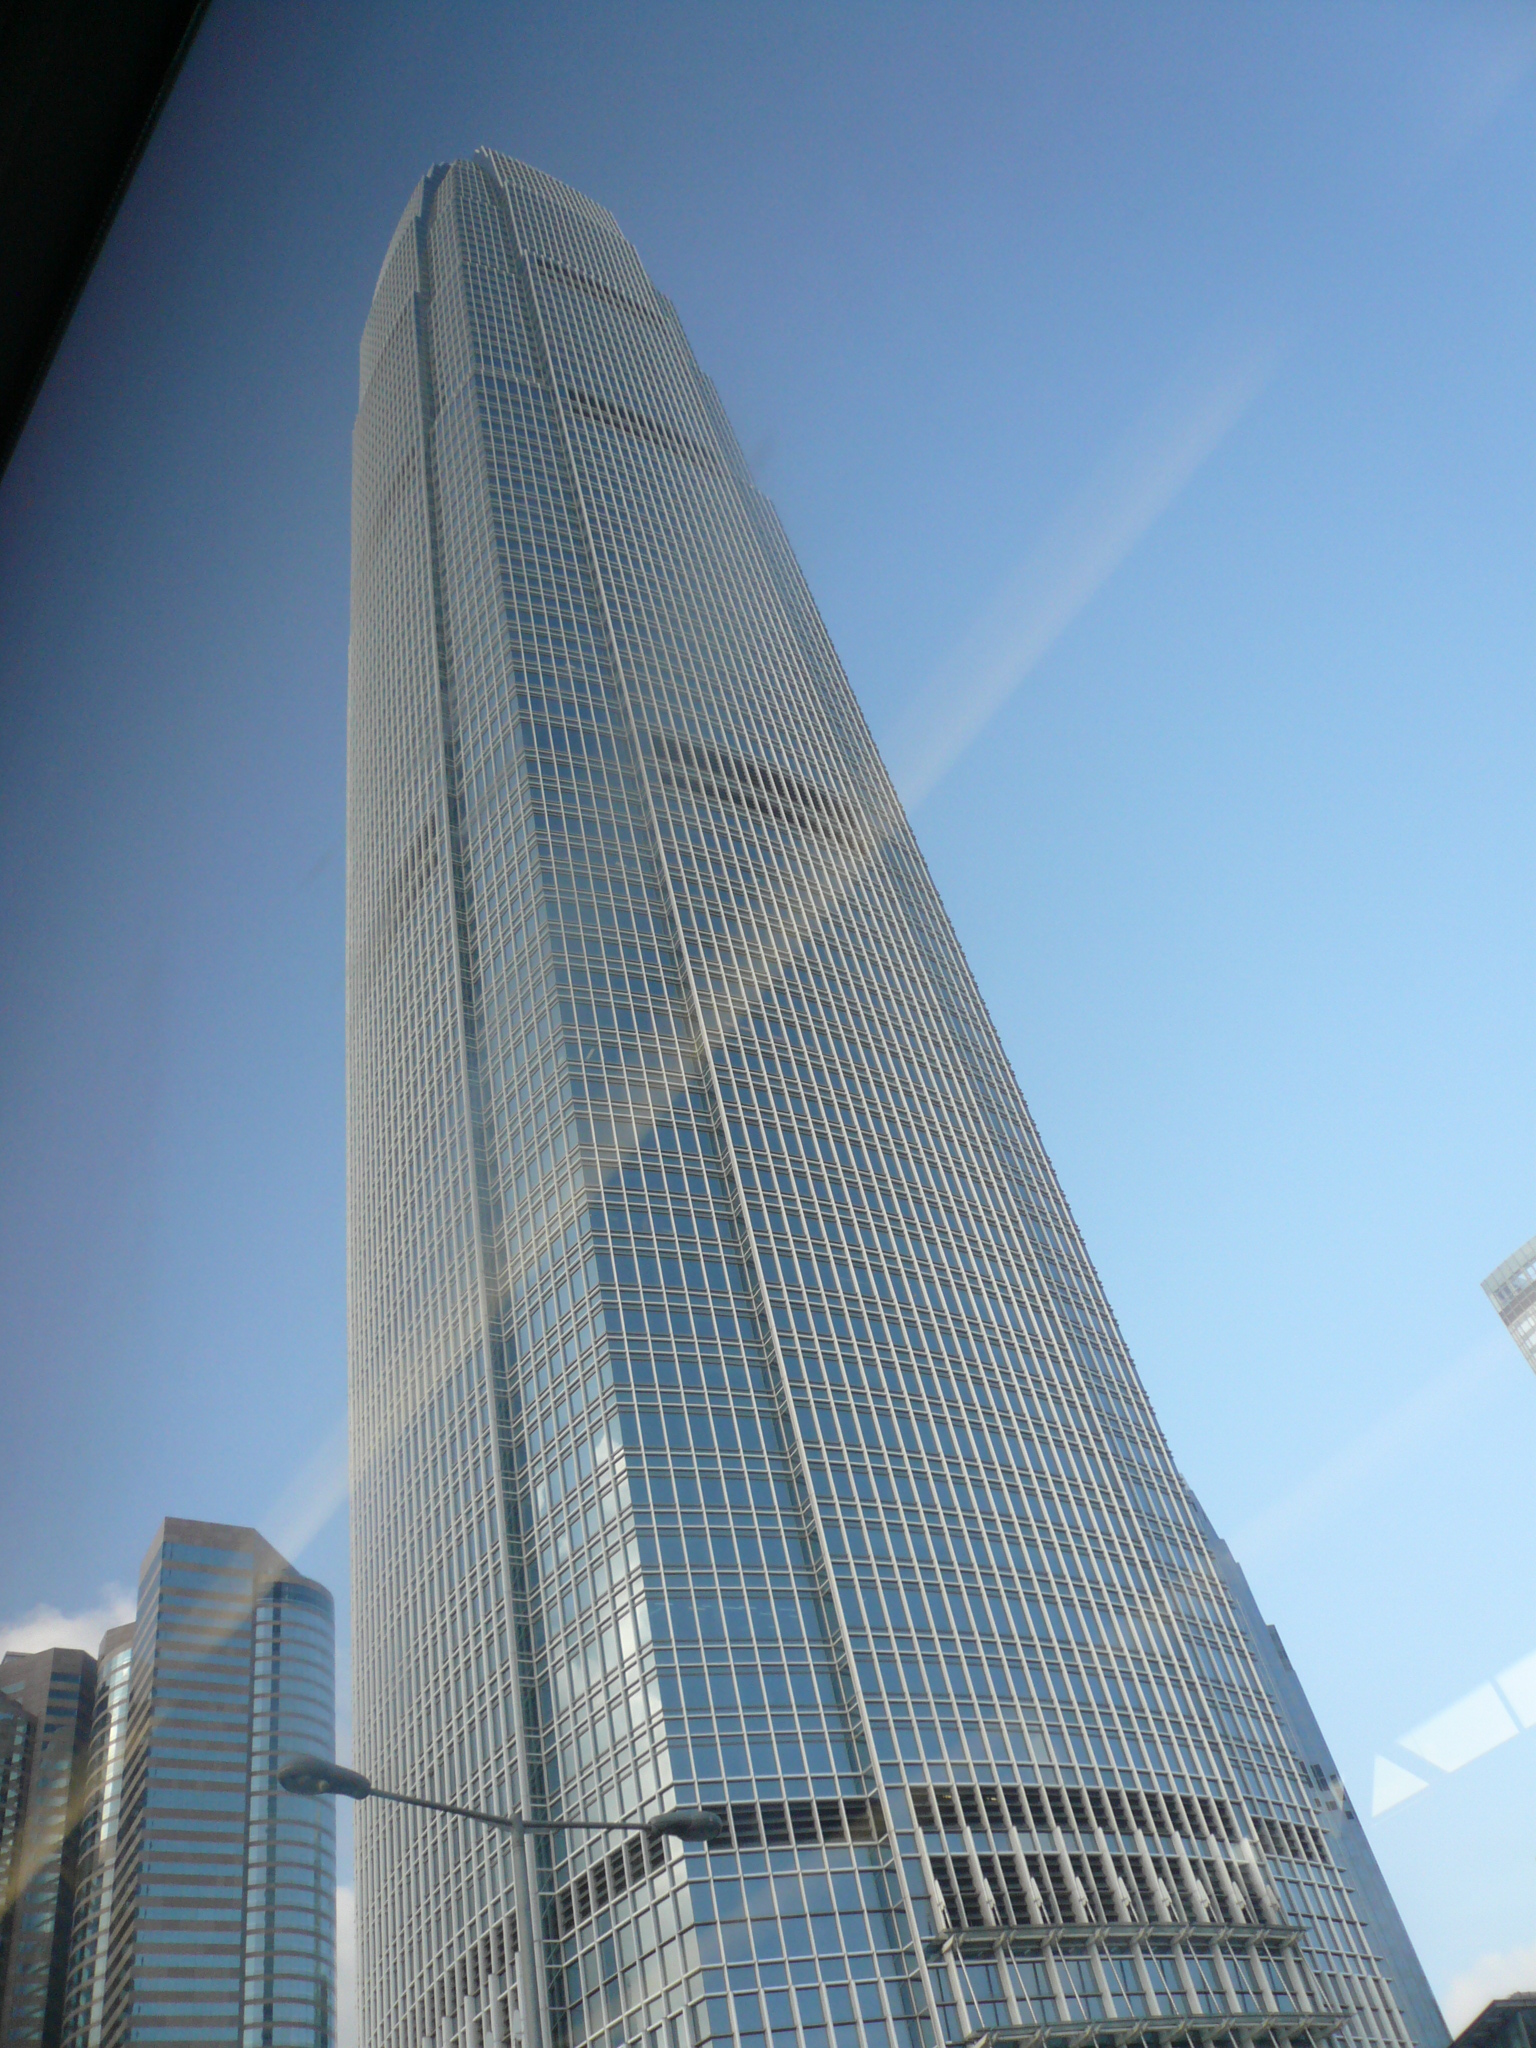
[90,1519,336,2048]
[348,151,1434,2048]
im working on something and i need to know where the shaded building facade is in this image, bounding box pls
[0,1648,97,2048]
[0,1693,32,2017]
[348,151,1432,2048]
[88,1520,336,2048]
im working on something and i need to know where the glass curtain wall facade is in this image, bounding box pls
[348,152,1426,2048]
[60,1626,133,2048]
[96,1520,336,2048]
[0,1648,97,2048]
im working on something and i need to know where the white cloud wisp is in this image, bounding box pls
[1444,1939,1536,2035]
[0,1587,135,1660]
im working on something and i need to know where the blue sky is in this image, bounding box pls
[3,1,1536,2032]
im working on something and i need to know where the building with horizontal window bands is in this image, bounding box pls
[58,1626,132,2048]
[0,1647,97,2048]
[1192,1507,1445,2048]
[348,151,1430,2048]
[92,1520,335,2048]
[1481,1236,1536,1372]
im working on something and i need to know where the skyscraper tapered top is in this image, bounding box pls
[347,152,1431,2048]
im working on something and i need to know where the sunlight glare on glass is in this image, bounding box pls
[1494,1650,1536,1728]
[1370,1756,1429,1817]
[1398,1683,1520,1774]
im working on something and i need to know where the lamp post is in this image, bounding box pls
[278,1755,722,2048]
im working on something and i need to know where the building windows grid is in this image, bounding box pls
[347,151,1427,2048]
[61,1525,337,2048]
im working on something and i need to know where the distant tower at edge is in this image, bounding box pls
[1482,1235,1536,1371]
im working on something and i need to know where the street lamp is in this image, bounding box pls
[278,1755,723,2048]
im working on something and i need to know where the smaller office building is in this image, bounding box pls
[0,1520,335,2048]
[95,1519,337,2048]
[0,1648,97,2048]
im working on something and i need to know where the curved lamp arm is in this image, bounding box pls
[276,1756,723,1843]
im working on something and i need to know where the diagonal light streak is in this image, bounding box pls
[890,334,1283,808]
[1231,1331,1509,1566]
[265,1414,350,1562]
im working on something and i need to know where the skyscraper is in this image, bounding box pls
[59,1626,132,2048]
[1480,1235,1536,1372]
[91,1520,336,2048]
[0,1648,96,2048]
[348,151,1430,2048]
